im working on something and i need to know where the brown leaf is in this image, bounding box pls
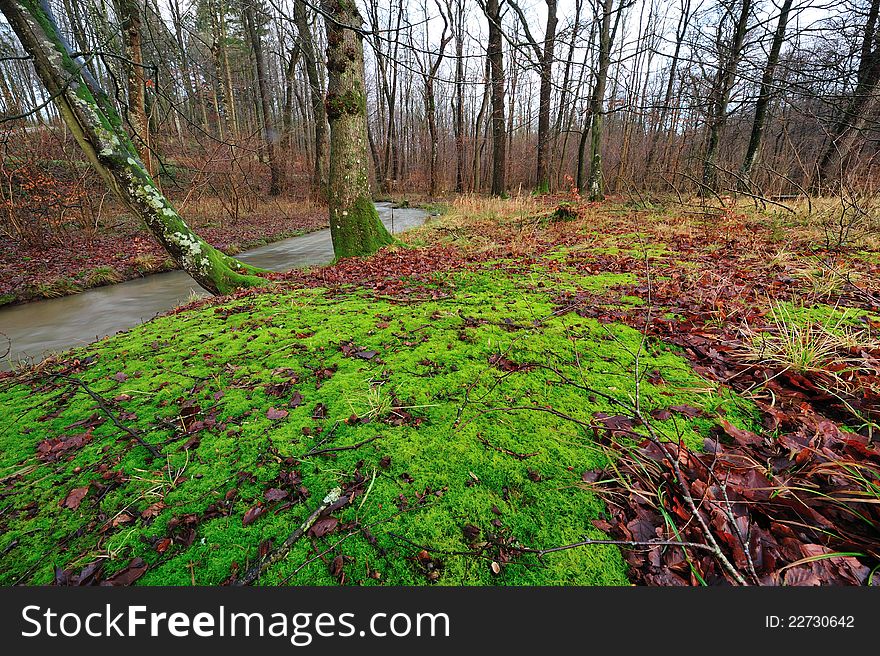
[141,501,166,519]
[719,419,762,446]
[462,523,481,542]
[242,504,266,526]
[266,407,288,420]
[265,488,289,502]
[61,485,89,510]
[111,512,134,528]
[329,554,345,579]
[100,558,147,586]
[308,517,339,538]
[669,404,702,418]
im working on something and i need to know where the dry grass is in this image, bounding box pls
[737,300,879,376]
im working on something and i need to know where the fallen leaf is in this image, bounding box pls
[265,488,289,502]
[242,504,266,526]
[308,517,339,538]
[266,407,288,420]
[100,558,147,586]
[61,485,89,510]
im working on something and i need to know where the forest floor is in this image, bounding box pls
[0,197,328,306]
[1,195,879,586]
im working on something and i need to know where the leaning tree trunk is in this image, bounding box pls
[321,0,393,259]
[0,0,265,295]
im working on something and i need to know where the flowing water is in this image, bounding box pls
[0,203,429,368]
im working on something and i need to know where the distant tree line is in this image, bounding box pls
[2,0,879,202]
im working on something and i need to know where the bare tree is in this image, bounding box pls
[483,0,506,196]
[510,0,558,191]
[293,0,328,199]
[702,0,753,190]
[243,0,282,195]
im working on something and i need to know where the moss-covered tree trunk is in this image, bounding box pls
[321,0,392,259]
[0,0,265,295]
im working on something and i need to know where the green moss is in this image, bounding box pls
[330,195,394,259]
[0,261,760,586]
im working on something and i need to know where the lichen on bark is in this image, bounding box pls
[2,0,266,296]
[321,0,393,260]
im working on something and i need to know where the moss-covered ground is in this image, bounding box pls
[2,194,877,586]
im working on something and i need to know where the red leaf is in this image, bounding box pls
[719,419,762,446]
[100,558,147,586]
[307,517,338,538]
[265,488,289,502]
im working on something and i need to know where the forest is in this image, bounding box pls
[0,0,878,588]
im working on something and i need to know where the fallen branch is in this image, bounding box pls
[301,435,382,459]
[477,435,538,460]
[60,375,161,459]
[234,487,342,586]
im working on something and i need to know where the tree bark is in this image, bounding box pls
[816,0,880,188]
[244,0,282,196]
[485,0,506,196]
[321,0,393,259]
[113,0,150,175]
[0,0,265,295]
[583,0,619,201]
[739,0,792,188]
[294,0,329,200]
[510,0,557,192]
[702,0,752,191]
[451,0,466,193]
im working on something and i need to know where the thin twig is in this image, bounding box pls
[300,435,382,458]
[234,486,343,586]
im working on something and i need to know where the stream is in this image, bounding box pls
[0,203,430,368]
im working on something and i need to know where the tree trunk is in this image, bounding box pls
[816,0,880,188]
[113,0,150,175]
[739,0,792,188]
[244,1,282,196]
[510,0,557,192]
[702,0,752,191]
[583,0,619,201]
[321,0,393,259]
[485,0,506,196]
[0,0,264,295]
[645,0,691,173]
[452,0,466,193]
[294,0,329,200]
